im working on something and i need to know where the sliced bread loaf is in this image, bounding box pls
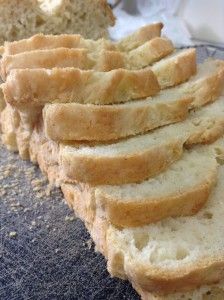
[43,59,224,142]
[2,48,197,106]
[2,68,160,106]
[2,22,163,55]
[60,96,224,185]
[106,157,224,295]
[0,37,174,80]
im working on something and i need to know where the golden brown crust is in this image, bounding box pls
[3,33,115,55]
[0,37,174,80]
[43,97,191,142]
[124,257,224,295]
[152,49,197,89]
[2,22,163,56]
[100,172,216,227]
[117,23,163,51]
[132,281,224,300]
[3,68,160,106]
[189,60,224,108]
[60,138,184,185]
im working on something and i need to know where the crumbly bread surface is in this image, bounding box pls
[0,0,115,44]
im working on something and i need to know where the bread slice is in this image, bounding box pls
[43,59,224,142]
[0,37,174,80]
[106,156,224,295]
[43,92,192,142]
[134,280,224,300]
[151,48,196,89]
[2,22,163,55]
[60,95,224,186]
[3,33,116,56]
[0,0,115,44]
[116,23,163,51]
[2,68,160,106]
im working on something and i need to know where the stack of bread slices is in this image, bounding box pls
[1,23,224,299]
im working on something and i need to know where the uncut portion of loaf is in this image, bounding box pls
[2,68,160,106]
[60,95,224,186]
[2,22,163,55]
[0,0,115,44]
[43,59,224,142]
[0,37,174,80]
[106,157,224,295]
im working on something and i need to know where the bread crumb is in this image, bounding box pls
[9,231,17,238]
[65,215,75,222]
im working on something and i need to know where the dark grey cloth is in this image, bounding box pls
[0,46,224,300]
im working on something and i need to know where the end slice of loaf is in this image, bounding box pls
[106,156,224,295]
[60,96,224,186]
[43,59,224,142]
[0,0,115,44]
[0,37,174,80]
[2,68,160,106]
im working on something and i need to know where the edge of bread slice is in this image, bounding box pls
[43,59,224,142]
[0,37,174,80]
[2,68,160,106]
[2,22,163,55]
[106,153,224,295]
[59,96,224,185]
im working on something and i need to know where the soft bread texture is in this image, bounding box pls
[2,49,197,106]
[2,68,160,106]
[43,59,224,142]
[106,160,224,295]
[2,22,163,55]
[60,96,224,185]
[0,38,174,80]
[0,0,115,44]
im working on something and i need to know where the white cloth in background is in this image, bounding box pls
[109,0,224,47]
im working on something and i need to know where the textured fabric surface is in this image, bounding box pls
[0,46,224,300]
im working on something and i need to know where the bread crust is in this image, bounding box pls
[43,60,224,143]
[2,22,162,55]
[99,170,217,227]
[43,96,191,142]
[3,68,160,106]
[1,37,174,80]
[60,138,184,185]
[117,23,163,51]
[132,281,224,300]
[152,49,196,89]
